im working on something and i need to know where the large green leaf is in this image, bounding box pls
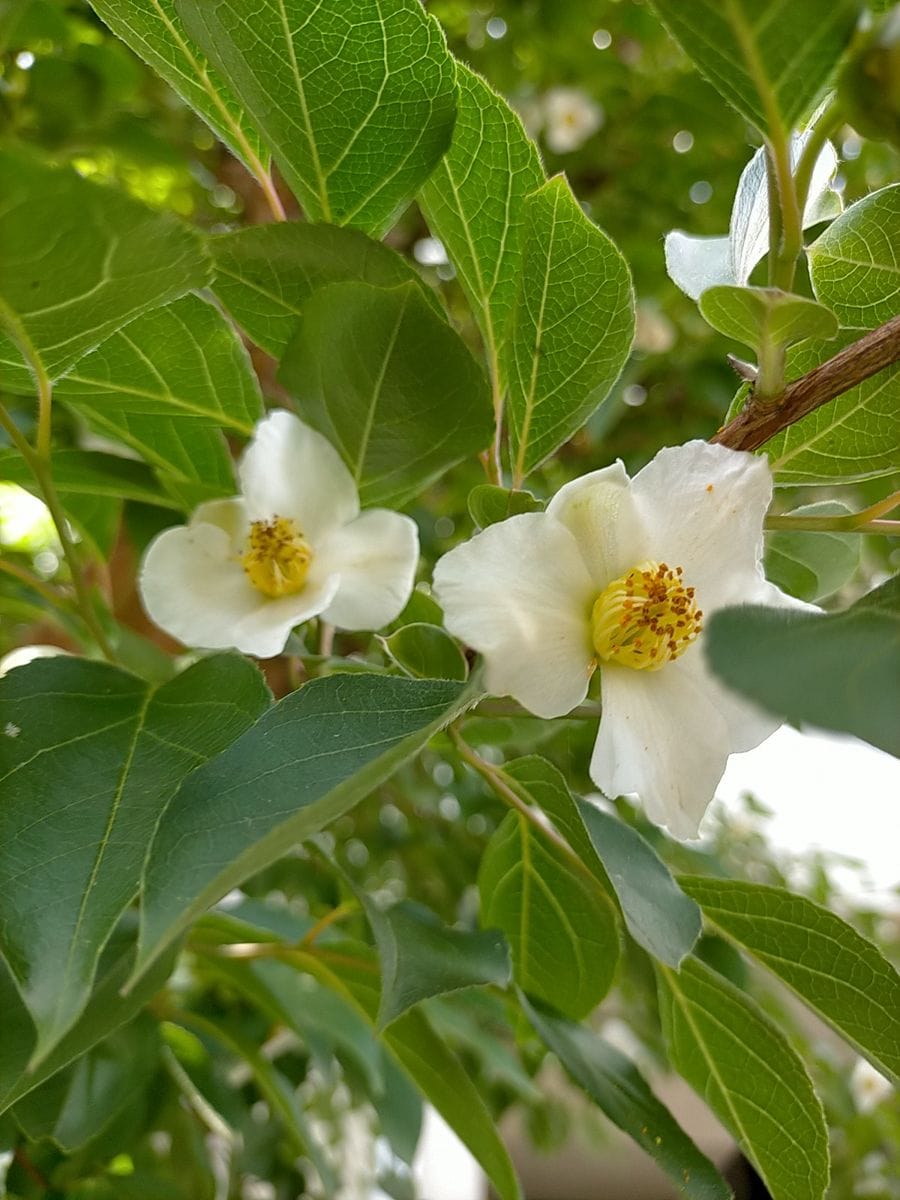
[649,0,860,133]
[681,877,900,1085]
[478,802,619,1021]
[135,675,472,983]
[809,185,900,330]
[705,575,900,755]
[658,957,830,1200]
[521,993,731,1200]
[278,281,492,508]
[210,222,439,359]
[418,64,544,387]
[175,0,457,236]
[0,655,268,1059]
[87,0,267,173]
[764,501,861,602]
[504,176,634,483]
[0,149,210,391]
[0,448,179,509]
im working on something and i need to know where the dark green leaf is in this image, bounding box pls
[279,281,492,508]
[467,485,544,529]
[0,654,268,1058]
[809,184,900,329]
[705,575,900,755]
[382,623,468,681]
[658,957,830,1200]
[764,502,861,602]
[681,876,900,1084]
[175,0,457,236]
[505,176,634,483]
[0,448,178,509]
[699,286,838,352]
[520,992,731,1200]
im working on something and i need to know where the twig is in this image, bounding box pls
[713,314,900,453]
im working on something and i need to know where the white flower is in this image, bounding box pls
[850,1058,893,1114]
[434,441,799,839]
[140,411,419,657]
[542,87,604,154]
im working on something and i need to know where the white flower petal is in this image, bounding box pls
[317,509,419,631]
[433,513,596,718]
[140,520,339,657]
[239,411,359,540]
[190,497,248,553]
[679,639,780,754]
[592,660,733,839]
[617,440,773,612]
[545,460,631,585]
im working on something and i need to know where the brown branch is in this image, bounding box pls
[712,314,900,452]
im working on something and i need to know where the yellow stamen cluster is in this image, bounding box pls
[591,560,702,671]
[242,516,313,598]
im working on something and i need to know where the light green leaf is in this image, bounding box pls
[87,0,268,173]
[210,222,440,360]
[520,992,731,1200]
[764,501,861,601]
[467,485,544,529]
[382,623,469,681]
[658,957,830,1200]
[699,286,838,352]
[649,0,860,132]
[135,675,472,984]
[680,877,900,1085]
[504,176,634,483]
[418,64,544,383]
[0,149,210,390]
[0,655,268,1059]
[809,184,900,329]
[705,574,900,755]
[278,281,492,508]
[176,0,457,236]
[478,793,620,1020]
[0,448,180,509]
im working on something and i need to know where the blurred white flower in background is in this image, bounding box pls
[850,1058,894,1113]
[0,644,69,677]
[542,86,604,154]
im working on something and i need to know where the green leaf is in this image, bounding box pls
[361,899,511,1028]
[135,675,472,984]
[278,281,492,508]
[0,448,178,509]
[504,176,634,483]
[699,286,838,352]
[87,0,268,173]
[418,64,544,381]
[657,957,830,1200]
[175,0,457,236]
[764,501,861,601]
[0,149,210,390]
[0,654,268,1059]
[520,992,731,1200]
[467,485,544,529]
[649,0,860,132]
[704,575,900,755]
[478,797,620,1020]
[382,623,468,681]
[809,184,900,329]
[680,877,900,1085]
[210,222,440,360]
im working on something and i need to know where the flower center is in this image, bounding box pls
[242,516,313,599]
[591,560,702,672]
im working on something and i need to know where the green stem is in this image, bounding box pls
[792,97,844,221]
[765,489,899,534]
[767,130,803,292]
[0,555,77,615]
[0,299,53,458]
[754,335,786,402]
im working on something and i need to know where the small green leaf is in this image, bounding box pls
[0,149,210,390]
[809,184,900,329]
[211,222,440,359]
[0,448,178,510]
[764,502,861,602]
[467,485,544,529]
[382,623,469,681]
[0,655,269,1059]
[279,281,492,508]
[658,957,830,1200]
[135,676,472,984]
[360,899,511,1028]
[705,575,900,755]
[419,64,544,380]
[681,877,900,1085]
[699,286,838,352]
[505,176,634,483]
[478,795,620,1020]
[176,0,457,236]
[520,992,731,1200]
[649,0,860,133]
